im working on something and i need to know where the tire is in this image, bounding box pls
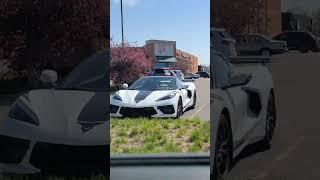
[261,49,271,56]
[175,98,183,119]
[191,92,197,109]
[299,45,309,53]
[262,93,276,149]
[212,113,233,180]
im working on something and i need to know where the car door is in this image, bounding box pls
[211,52,251,148]
[177,79,188,107]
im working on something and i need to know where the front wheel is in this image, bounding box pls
[212,113,233,180]
[261,49,271,56]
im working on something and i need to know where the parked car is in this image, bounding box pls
[110,76,197,118]
[171,70,184,80]
[210,50,276,179]
[148,68,176,77]
[211,28,237,57]
[196,71,210,78]
[234,33,287,56]
[184,73,200,79]
[273,31,320,53]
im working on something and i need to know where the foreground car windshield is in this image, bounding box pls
[128,77,177,91]
[58,52,107,92]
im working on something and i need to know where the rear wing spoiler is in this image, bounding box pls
[227,56,271,65]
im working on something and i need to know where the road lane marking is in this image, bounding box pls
[190,102,210,119]
[253,136,305,179]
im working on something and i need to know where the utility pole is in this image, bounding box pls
[120,0,124,46]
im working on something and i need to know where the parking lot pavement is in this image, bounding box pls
[182,78,210,121]
[227,52,320,180]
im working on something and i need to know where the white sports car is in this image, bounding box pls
[0,52,109,175]
[110,76,197,118]
[210,50,276,179]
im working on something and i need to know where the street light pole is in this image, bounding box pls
[120,0,124,46]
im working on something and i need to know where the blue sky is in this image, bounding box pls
[110,0,210,65]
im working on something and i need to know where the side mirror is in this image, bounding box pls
[122,83,129,89]
[40,70,57,87]
[222,73,252,89]
[182,84,189,89]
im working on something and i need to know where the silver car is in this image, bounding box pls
[234,33,287,56]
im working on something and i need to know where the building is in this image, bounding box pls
[212,0,281,36]
[145,40,198,73]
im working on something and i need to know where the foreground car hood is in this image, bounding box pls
[0,89,109,145]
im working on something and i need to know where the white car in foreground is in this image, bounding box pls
[110,76,196,118]
[210,50,276,179]
[0,52,108,176]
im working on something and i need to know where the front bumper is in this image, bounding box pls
[110,100,178,118]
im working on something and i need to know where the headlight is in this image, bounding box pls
[156,92,177,101]
[9,99,39,126]
[113,93,122,101]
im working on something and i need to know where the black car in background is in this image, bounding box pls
[196,71,210,78]
[273,31,320,53]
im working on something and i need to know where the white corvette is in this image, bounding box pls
[210,50,276,179]
[0,52,109,175]
[110,76,196,118]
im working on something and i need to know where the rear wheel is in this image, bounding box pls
[191,92,197,109]
[262,93,276,149]
[213,113,233,180]
[175,98,183,119]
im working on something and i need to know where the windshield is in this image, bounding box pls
[58,51,107,92]
[129,77,177,91]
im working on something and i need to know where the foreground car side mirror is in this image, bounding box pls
[182,84,189,89]
[122,83,129,89]
[40,70,58,87]
[222,73,252,89]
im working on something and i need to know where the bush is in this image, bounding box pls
[110,41,151,86]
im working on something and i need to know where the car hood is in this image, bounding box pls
[0,89,109,145]
[114,90,176,105]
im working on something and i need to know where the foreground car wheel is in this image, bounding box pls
[175,98,183,119]
[213,113,233,180]
[262,93,276,148]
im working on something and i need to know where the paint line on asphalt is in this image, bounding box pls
[253,136,305,179]
[190,102,210,119]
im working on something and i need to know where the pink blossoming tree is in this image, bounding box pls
[110,41,151,87]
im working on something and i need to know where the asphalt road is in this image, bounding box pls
[228,51,320,180]
[183,78,210,121]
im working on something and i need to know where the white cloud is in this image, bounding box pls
[112,0,141,7]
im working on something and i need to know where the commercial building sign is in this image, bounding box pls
[154,43,175,57]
